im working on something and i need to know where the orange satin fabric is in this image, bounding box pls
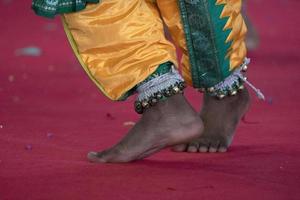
[156,0,193,86]
[63,0,247,100]
[64,0,178,100]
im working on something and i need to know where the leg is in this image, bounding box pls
[64,0,203,162]
[173,88,250,153]
[88,94,203,162]
[64,0,179,100]
[156,0,193,86]
[158,0,251,153]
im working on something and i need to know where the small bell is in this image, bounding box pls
[164,89,172,97]
[156,93,163,99]
[207,87,215,93]
[230,90,237,96]
[134,101,143,114]
[150,98,158,106]
[217,94,225,99]
[179,82,186,90]
[172,86,180,94]
[142,101,149,108]
[238,85,245,90]
[242,65,248,72]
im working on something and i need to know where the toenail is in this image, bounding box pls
[199,147,208,153]
[87,152,107,163]
[209,148,217,153]
[87,152,98,157]
[218,147,228,153]
[188,146,197,153]
[173,145,187,152]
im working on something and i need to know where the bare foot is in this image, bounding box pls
[172,88,250,153]
[88,94,203,163]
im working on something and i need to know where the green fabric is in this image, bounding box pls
[32,0,100,18]
[177,0,232,88]
[118,61,173,101]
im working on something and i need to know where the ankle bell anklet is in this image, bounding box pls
[198,58,265,100]
[134,66,186,114]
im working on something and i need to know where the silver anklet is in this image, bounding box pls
[199,58,265,100]
[135,66,186,114]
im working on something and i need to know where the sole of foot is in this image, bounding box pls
[88,94,204,163]
[172,88,250,153]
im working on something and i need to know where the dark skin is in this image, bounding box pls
[171,0,255,153]
[88,94,204,163]
[173,88,250,153]
[87,2,253,162]
[170,1,254,153]
[88,88,250,163]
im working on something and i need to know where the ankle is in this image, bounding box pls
[142,94,184,117]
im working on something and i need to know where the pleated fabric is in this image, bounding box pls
[58,0,247,100]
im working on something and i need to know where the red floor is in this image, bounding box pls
[1,1,300,200]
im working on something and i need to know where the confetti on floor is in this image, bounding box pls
[15,46,42,57]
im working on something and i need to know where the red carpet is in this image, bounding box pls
[1,1,300,199]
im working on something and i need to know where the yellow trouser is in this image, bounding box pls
[63,0,246,100]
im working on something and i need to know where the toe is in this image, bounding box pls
[218,139,229,153]
[187,143,198,153]
[88,147,132,163]
[199,146,209,153]
[87,151,107,163]
[208,146,218,153]
[172,144,187,152]
[198,139,210,153]
[208,141,219,153]
[218,147,228,153]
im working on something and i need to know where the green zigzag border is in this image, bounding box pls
[178,0,233,88]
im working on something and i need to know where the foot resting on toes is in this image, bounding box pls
[88,94,204,163]
[173,88,250,153]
